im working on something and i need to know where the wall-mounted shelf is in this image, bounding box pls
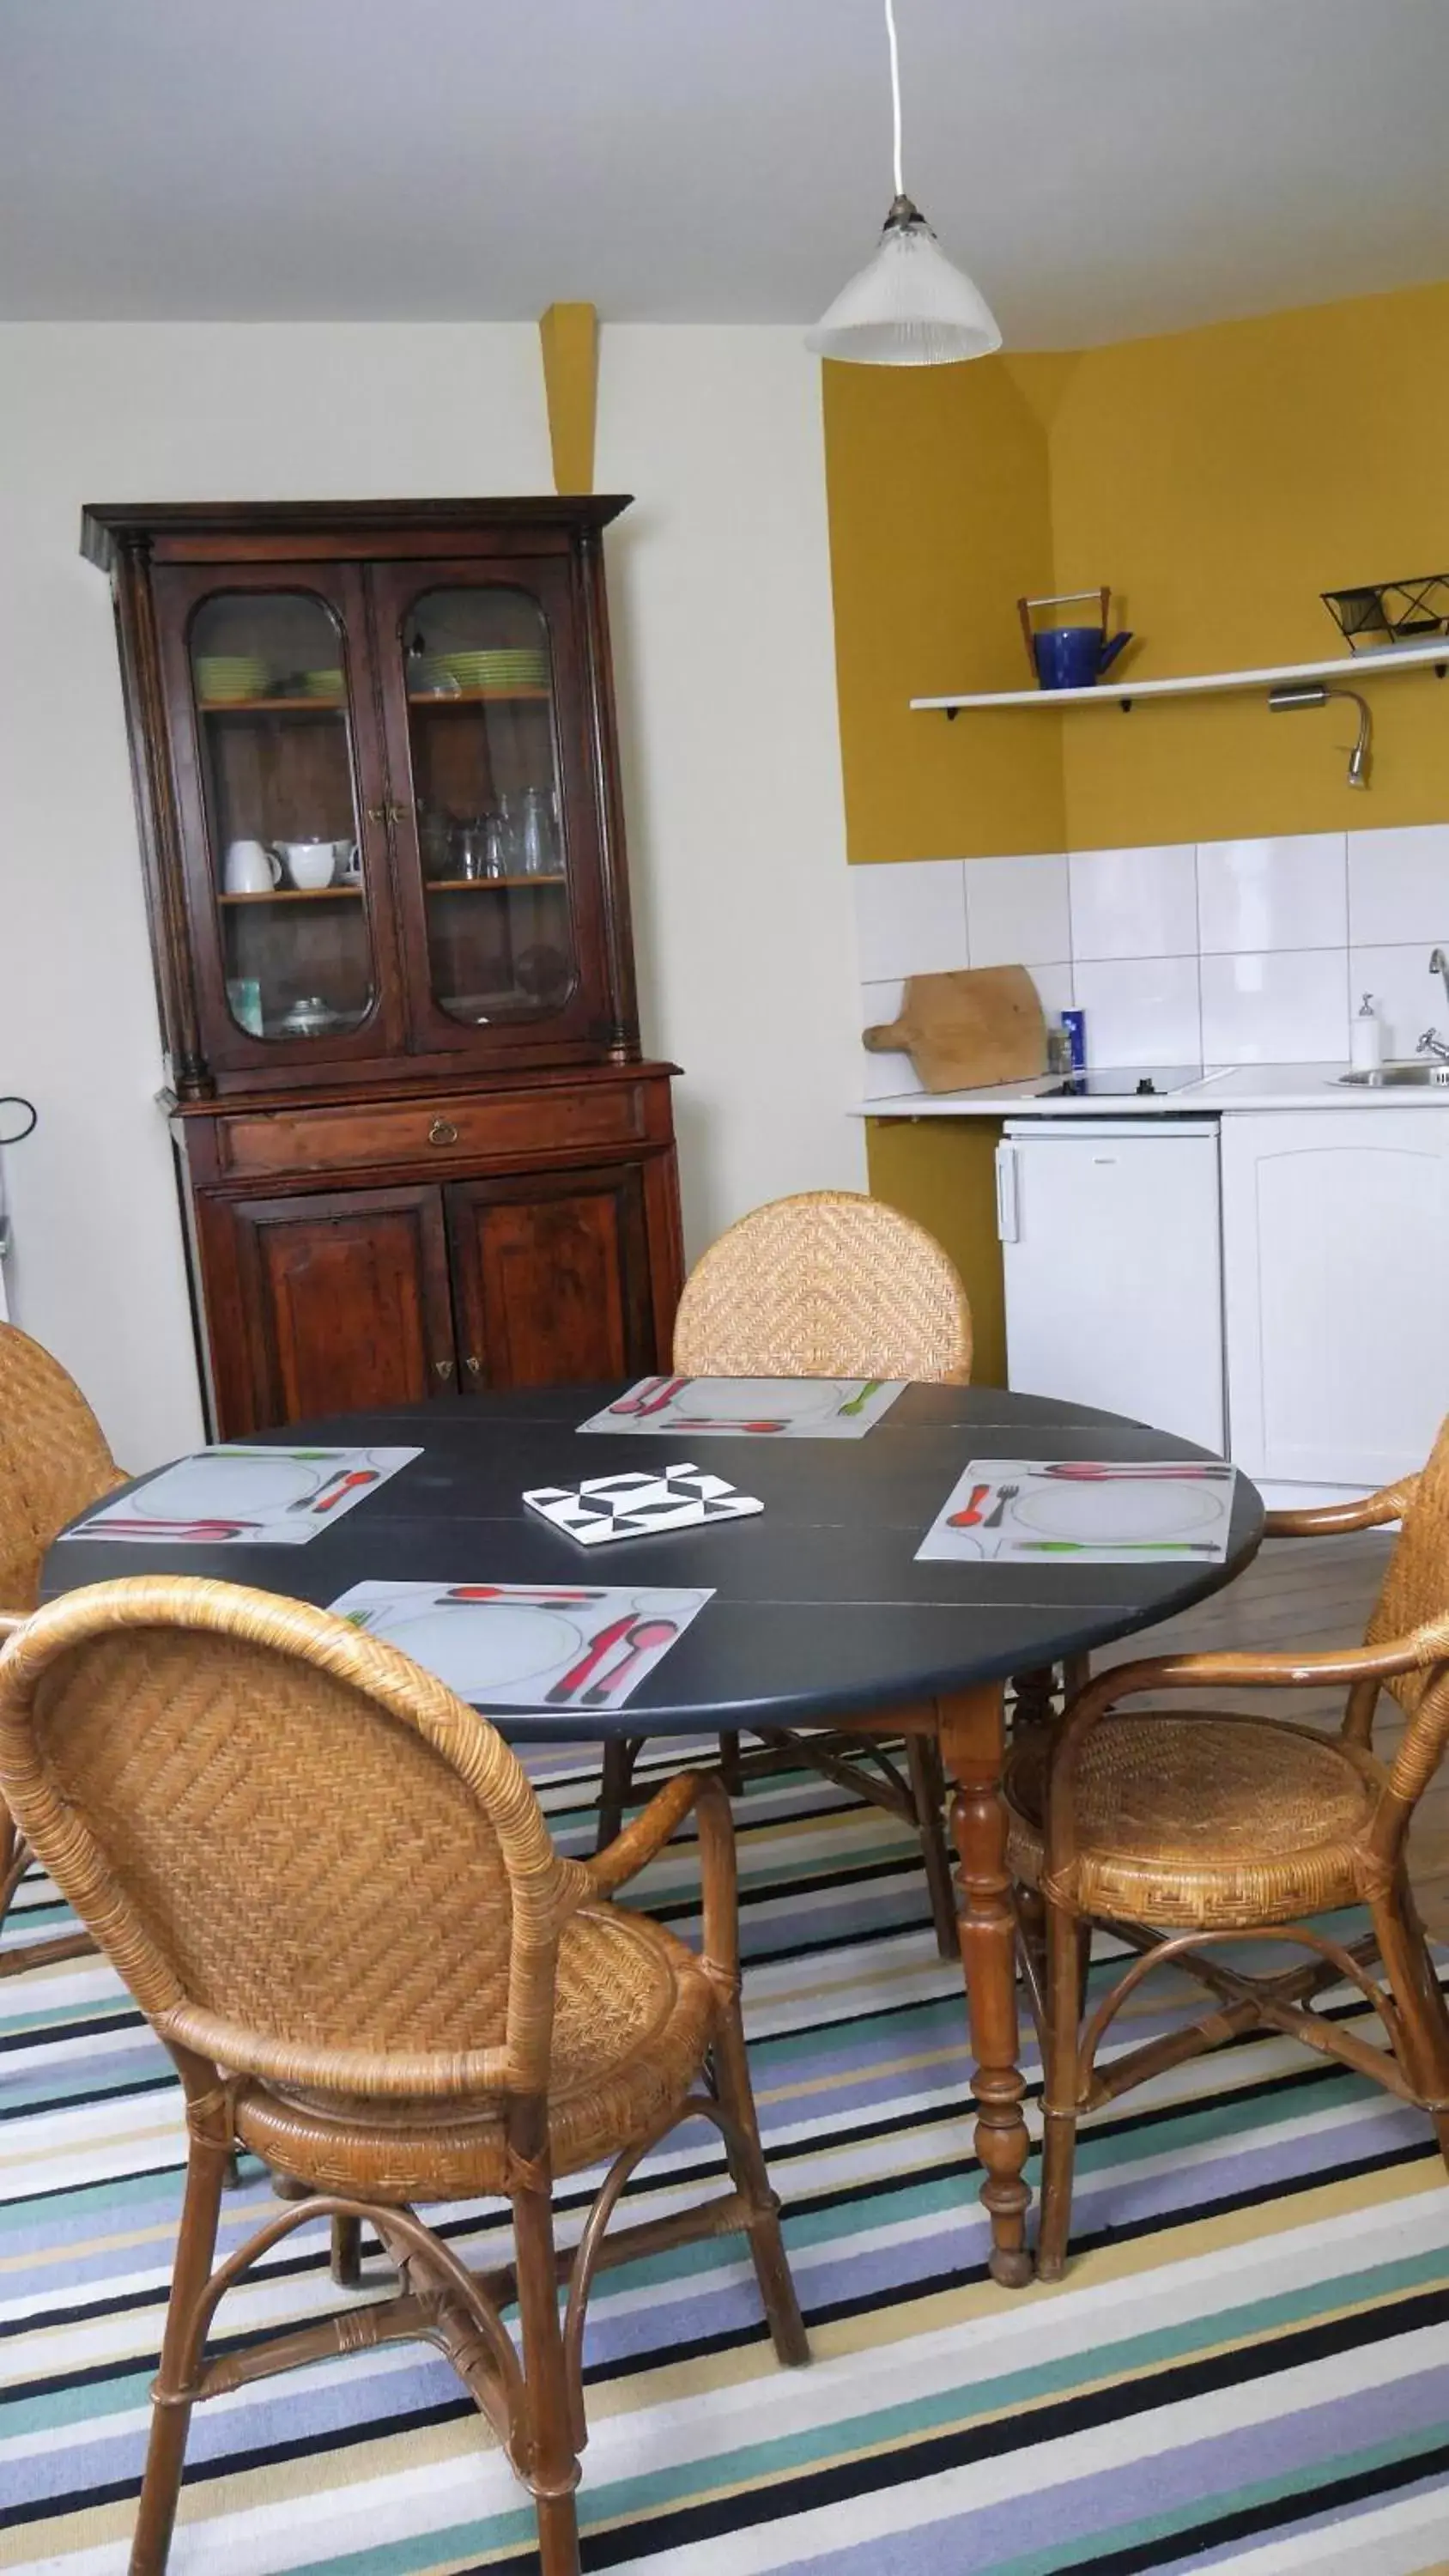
[912,638,1449,717]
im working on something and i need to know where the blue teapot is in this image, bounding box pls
[1019,590,1134,690]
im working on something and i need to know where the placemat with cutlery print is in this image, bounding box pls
[916,1458,1237,1564]
[577,1375,906,1438]
[328,1581,711,1712]
[62,1445,421,1546]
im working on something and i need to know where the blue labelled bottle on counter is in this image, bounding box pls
[1060,1009,1087,1070]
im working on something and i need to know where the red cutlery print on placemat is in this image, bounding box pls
[444,1585,605,1605]
[1040,1462,1229,1481]
[581,1618,678,1707]
[609,1377,687,1419]
[949,1483,994,1528]
[292,1467,379,1514]
[545,1613,638,1704]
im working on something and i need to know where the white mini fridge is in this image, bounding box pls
[995,1119,1226,1452]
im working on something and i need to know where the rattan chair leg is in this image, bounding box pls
[709,2001,809,2367]
[595,1736,641,1852]
[1015,1882,1048,2044]
[1038,1899,1088,2283]
[0,1810,96,1977]
[906,1734,958,1959]
[512,2166,582,2576]
[330,2214,364,2287]
[1368,1878,1449,2173]
[130,2132,229,2573]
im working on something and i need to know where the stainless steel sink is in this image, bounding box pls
[1334,1063,1449,1087]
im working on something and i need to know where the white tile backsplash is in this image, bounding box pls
[1070,956,1202,1067]
[1026,962,1076,1020]
[963,853,1070,966]
[851,860,968,982]
[1199,949,1349,1065]
[848,826,1449,1086]
[1347,824,1449,947]
[1197,835,1347,955]
[1348,945,1449,1063]
[858,978,921,1101]
[1068,842,1198,960]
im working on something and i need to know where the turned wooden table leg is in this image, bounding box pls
[937,1683,1034,2287]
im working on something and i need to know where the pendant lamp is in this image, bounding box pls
[807,0,1002,366]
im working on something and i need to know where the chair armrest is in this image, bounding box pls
[1264,1473,1418,1537]
[583,1768,704,1896]
[583,1766,742,1986]
[1044,1616,1449,1878]
[1070,1623,1449,1716]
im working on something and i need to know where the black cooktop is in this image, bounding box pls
[1042,1065,1204,1098]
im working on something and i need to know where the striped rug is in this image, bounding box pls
[3,1738,1449,2575]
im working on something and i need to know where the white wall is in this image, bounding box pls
[596,330,863,1250]
[0,322,862,1467]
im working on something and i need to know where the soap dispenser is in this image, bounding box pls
[1350,993,1383,1072]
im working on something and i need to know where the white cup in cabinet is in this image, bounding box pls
[223,839,281,895]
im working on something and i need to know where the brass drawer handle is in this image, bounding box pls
[434,1357,454,1379]
[428,1117,459,1146]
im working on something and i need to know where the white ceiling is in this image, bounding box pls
[3,0,1447,344]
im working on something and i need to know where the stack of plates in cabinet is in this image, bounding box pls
[195,655,271,703]
[300,667,344,699]
[415,647,549,691]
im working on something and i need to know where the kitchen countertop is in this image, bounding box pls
[857,1063,1449,1118]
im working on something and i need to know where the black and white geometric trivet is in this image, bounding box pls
[523,1461,764,1547]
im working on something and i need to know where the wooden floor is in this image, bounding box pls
[1094,1530,1449,1937]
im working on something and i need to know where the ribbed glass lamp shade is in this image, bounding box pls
[807,197,1002,367]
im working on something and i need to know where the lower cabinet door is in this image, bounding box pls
[446,1163,654,1389]
[209,1182,457,1432]
[1221,1109,1449,1486]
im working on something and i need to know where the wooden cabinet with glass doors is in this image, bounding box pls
[82,499,682,1435]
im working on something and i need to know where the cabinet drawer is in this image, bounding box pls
[216,1084,652,1180]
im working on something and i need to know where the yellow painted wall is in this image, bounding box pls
[822,353,1065,862]
[1052,279,1449,847]
[864,1115,1007,1382]
[825,275,1449,863]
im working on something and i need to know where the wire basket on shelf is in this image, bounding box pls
[1323,574,1449,652]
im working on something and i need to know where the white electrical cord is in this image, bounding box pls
[885,0,905,197]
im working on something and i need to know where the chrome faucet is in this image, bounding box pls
[1418,952,1449,1058]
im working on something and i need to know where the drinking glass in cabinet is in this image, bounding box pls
[189,592,375,1042]
[400,585,574,1026]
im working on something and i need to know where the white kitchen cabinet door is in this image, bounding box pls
[1221,1109,1449,1486]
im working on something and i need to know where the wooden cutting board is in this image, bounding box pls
[863,966,1047,1093]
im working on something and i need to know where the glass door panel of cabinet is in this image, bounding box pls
[402,586,575,1028]
[189,592,376,1045]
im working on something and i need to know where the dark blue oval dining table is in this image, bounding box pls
[45,1378,1264,2285]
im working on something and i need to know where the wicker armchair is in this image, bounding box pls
[0,1575,808,2576]
[0,1319,125,1978]
[1005,1426,1449,2280]
[599,1192,973,1959]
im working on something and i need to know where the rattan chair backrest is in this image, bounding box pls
[0,1577,584,2097]
[672,1191,973,1384]
[0,1322,124,1614]
[1366,1413,1449,1715]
